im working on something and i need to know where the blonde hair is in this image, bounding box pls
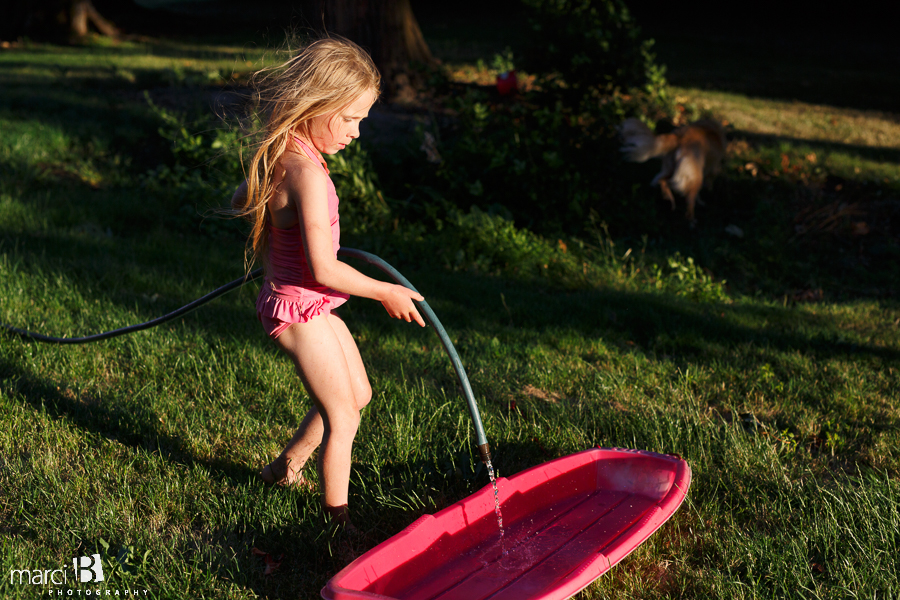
[235,36,381,271]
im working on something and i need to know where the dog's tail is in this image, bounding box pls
[618,118,679,163]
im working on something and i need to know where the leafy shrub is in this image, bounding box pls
[328,143,392,235]
[439,205,560,274]
[517,0,669,111]
[651,253,730,303]
[429,84,660,238]
[408,2,675,241]
[139,94,244,236]
[391,201,729,302]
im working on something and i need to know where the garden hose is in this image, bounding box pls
[1,268,264,344]
[338,248,492,465]
[1,248,492,463]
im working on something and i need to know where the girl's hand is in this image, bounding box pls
[381,285,426,327]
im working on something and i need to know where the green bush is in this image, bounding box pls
[139,95,245,237]
[651,252,731,303]
[328,143,392,235]
[429,84,659,237]
[438,205,563,276]
[517,0,668,110]
[408,2,674,240]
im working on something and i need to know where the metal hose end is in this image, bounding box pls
[477,442,492,466]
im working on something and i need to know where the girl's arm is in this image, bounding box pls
[289,164,426,326]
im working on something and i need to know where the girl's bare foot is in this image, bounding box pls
[322,504,362,564]
[259,460,316,491]
[324,503,358,533]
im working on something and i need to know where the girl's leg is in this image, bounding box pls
[327,313,373,411]
[265,314,371,511]
[260,408,321,487]
[263,313,371,485]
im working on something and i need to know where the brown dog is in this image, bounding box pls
[619,118,726,223]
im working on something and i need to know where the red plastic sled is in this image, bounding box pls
[322,447,691,600]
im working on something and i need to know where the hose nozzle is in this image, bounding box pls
[477,442,492,466]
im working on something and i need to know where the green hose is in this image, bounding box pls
[337,248,491,464]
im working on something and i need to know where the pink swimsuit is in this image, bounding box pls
[255,138,349,339]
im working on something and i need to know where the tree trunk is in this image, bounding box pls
[70,0,120,38]
[1,0,121,42]
[311,0,437,102]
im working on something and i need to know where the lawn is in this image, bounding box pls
[1,10,898,600]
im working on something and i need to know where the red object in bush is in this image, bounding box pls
[496,70,518,96]
[322,447,691,600]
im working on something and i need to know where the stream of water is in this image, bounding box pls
[484,458,508,556]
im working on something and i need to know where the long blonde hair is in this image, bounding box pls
[235,36,381,272]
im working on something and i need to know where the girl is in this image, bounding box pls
[232,37,425,527]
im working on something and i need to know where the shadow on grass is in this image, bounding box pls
[2,218,898,380]
[391,262,898,351]
[0,61,227,89]
[0,223,253,324]
[0,352,351,599]
[0,65,239,180]
[0,354,256,480]
[615,157,899,299]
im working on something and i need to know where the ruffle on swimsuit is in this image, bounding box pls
[256,274,348,338]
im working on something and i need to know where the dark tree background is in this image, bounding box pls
[0,0,138,42]
[305,0,437,101]
[1,0,437,101]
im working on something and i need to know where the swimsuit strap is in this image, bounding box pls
[292,135,329,174]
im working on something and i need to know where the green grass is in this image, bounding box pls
[0,37,267,87]
[1,32,899,600]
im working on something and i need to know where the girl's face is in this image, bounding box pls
[308,88,377,155]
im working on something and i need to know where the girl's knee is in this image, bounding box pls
[355,383,373,410]
[326,406,361,439]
